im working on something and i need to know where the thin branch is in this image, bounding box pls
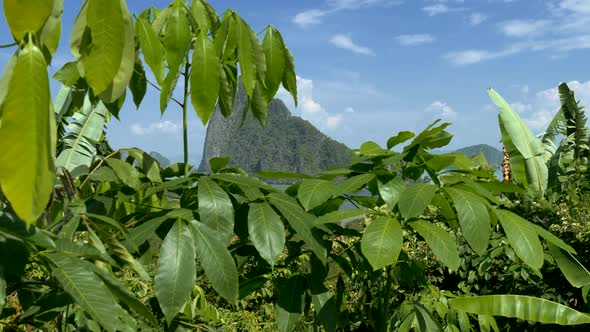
[0,42,17,48]
[133,67,184,108]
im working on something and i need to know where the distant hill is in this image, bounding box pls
[199,83,351,176]
[453,144,502,168]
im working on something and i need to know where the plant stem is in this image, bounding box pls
[182,61,190,178]
[0,42,17,48]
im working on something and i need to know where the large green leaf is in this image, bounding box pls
[332,173,375,197]
[488,88,548,195]
[494,209,544,270]
[248,202,285,267]
[297,179,335,211]
[409,220,460,271]
[0,42,54,224]
[159,57,184,113]
[78,0,126,95]
[56,97,108,175]
[191,31,220,125]
[445,187,490,255]
[548,244,590,288]
[129,60,147,108]
[262,26,286,100]
[45,253,132,331]
[98,0,135,103]
[38,0,63,60]
[275,276,305,332]
[126,209,193,250]
[4,0,53,40]
[532,224,575,254]
[155,220,196,325]
[0,275,5,316]
[267,193,327,262]
[257,171,314,180]
[387,131,415,150]
[106,158,141,190]
[281,47,297,106]
[211,173,276,192]
[450,295,590,325]
[190,221,239,306]
[198,177,234,242]
[398,184,437,220]
[361,216,403,270]
[162,0,191,71]
[315,209,367,225]
[237,16,264,96]
[378,177,406,210]
[135,17,166,84]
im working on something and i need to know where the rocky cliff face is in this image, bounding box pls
[198,84,351,175]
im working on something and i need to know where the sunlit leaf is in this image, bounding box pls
[198,177,234,241]
[4,0,53,40]
[297,179,335,211]
[135,17,166,84]
[248,202,285,267]
[155,220,196,324]
[0,42,54,224]
[494,209,543,270]
[410,220,460,271]
[398,184,437,220]
[445,187,491,255]
[191,31,220,125]
[361,216,403,270]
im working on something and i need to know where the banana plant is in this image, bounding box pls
[488,88,548,196]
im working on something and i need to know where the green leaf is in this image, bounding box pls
[77,0,126,95]
[315,209,367,225]
[532,224,575,254]
[163,1,191,70]
[257,171,314,180]
[38,0,62,60]
[262,26,286,100]
[218,63,237,117]
[190,221,239,305]
[488,88,548,195]
[198,177,234,241]
[190,0,211,33]
[275,276,305,332]
[360,141,386,156]
[0,275,5,315]
[4,0,53,40]
[378,177,406,210]
[332,173,375,197]
[548,243,590,288]
[297,179,335,211]
[98,0,135,103]
[135,17,166,84]
[129,60,147,108]
[191,31,220,125]
[450,295,590,325]
[281,47,297,106]
[409,220,460,271]
[0,42,55,224]
[415,304,444,332]
[155,220,196,325]
[53,61,80,86]
[387,131,415,150]
[248,202,285,267]
[159,57,184,113]
[237,17,264,96]
[361,216,403,270]
[126,209,193,250]
[45,253,131,331]
[267,193,327,262]
[209,156,231,173]
[398,184,437,220]
[106,158,141,190]
[493,209,544,270]
[445,187,491,255]
[56,99,108,176]
[249,80,269,125]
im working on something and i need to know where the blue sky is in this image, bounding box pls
[2,0,590,163]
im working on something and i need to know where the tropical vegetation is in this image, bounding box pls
[1,0,590,331]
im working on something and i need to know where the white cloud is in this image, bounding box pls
[396,34,435,46]
[130,120,180,136]
[559,0,590,14]
[330,34,375,55]
[293,9,327,28]
[469,12,487,25]
[293,0,402,27]
[503,80,590,131]
[499,19,550,37]
[344,107,355,113]
[426,100,457,119]
[444,50,495,65]
[423,4,449,16]
[277,76,347,130]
